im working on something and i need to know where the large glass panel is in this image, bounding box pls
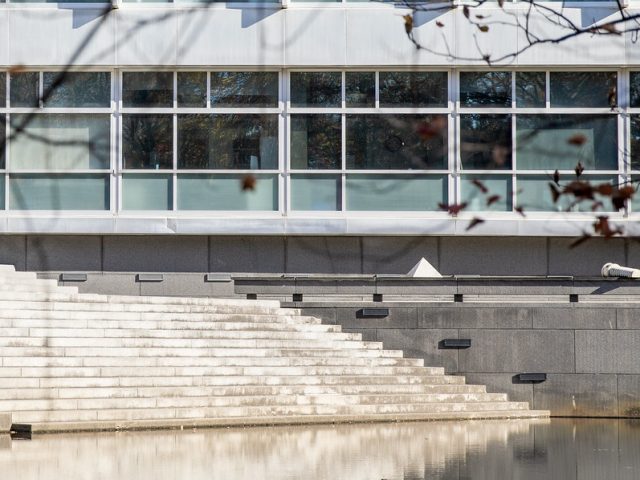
[346,174,446,211]
[516,72,546,108]
[379,72,447,108]
[0,117,4,169]
[631,72,640,108]
[0,176,4,210]
[122,174,172,211]
[460,174,512,212]
[550,72,617,108]
[517,175,616,212]
[177,72,206,108]
[122,72,173,108]
[178,114,277,170]
[290,175,341,211]
[346,114,447,169]
[460,114,512,170]
[290,72,341,108]
[10,114,110,170]
[516,114,617,170]
[9,174,109,210]
[631,115,640,170]
[122,115,173,169]
[346,72,375,108]
[10,72,39,108]
[43,72,110,108]
[0,73,5,108]
[460,71,511,108]
[290,114,341,169]
[210,72,278,108]
[177,174,277,210]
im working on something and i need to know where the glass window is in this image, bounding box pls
[0,176,4,210]
[210,72,278,108]
[516,114,617,170]
[290,175,341,211]
[460,175,512,212]
[177,174,277,211]
[550,72,617,108]
[346,114,447,169]
[379,72,447,108]
[290,114,341,169]
[346,174,446,211]
[122,115,173,169]
[290,72,341,108]
[10,72,39,108]
[178,114,278,169]
[460,114,512,170]
[460,71,511,108]
[631,115,640,170]
[516,72,546,108]
[0,117,4,169]
[122,72,173,108]
[346,72,375,108]
[631,72,640,108]
[177,72,206,108]
[10,114,110,170]
[517,175,617,212]
[0,73,5,108]
[43,72,110,108]
[9,174,109,210]
[122,174,172,211]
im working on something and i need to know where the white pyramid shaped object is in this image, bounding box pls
[407,258,442,278]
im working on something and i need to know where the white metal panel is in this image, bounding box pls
[284,9,346,66]
[9,8,116,67]
[115,9,178,66]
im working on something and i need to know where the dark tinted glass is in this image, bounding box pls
[631,72,640,108]
[0,116,4,169]
[516,72,546,108]
[43,72,110,108]
[10,72,39,108]
[460,71,511,107]
[460,114,512,170]
[211,72,278,107]
[630,115,640,170]
[122,115,173,169]
[122,72,173,108]
[178,72,206,108]
[379,72,447,107]
[0,73,5,108]
[517,114,617,170]
[290,72,341,108]
[346,72,375,107]
[550,72,617,108]
[346,114,447,169]
[290,114,341,169]
[178,114,278,169]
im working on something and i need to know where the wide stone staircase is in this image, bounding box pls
[0,265,548,432]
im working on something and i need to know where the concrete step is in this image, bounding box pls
[22,327,353,341]
[0,374,467,389]
[0,306,312,322]
[0,383,486,400]
[0,392,512,412]
[0,365,443,377]
[0,318,337,332]
[0,281,74,293]
[0,346,405,358]
[11,401,531,424]
[3,355,425,368]
[0,336,382,350]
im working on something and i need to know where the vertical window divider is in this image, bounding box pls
[511,72,517,212]
[117,69,124,214]
[452,69,460,206]
[4,73,9,210]
[341,74,347,213]
[38,72,43,109]
[279,69,287,215]
[619,68,629,216]
[206,72,211,110]
[173,71,178,211]
[375,71,379,110]
[545,71,551,109]
[111,69,119,215]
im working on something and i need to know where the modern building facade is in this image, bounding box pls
[0,1,639,277]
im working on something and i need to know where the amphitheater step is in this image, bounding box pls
[0,264,548,431]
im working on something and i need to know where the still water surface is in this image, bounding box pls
[1,419,640,479]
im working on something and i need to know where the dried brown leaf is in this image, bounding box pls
[478,25,489,33]
[438,202,468,216]
[471,179,488,193]
[403,15,413,34]
[241,174,257,191]
[436,21,445,28]
[486,195,501,206]
[568,134,587,146]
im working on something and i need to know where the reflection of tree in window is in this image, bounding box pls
[630,116,640,170]
[290,73,341,108]
[346,115,447,169]
[516,72,546,108]
[379,72,447,107]
[550,72,617,108]
[460,114,512,170]
[290,115,341,169]
[460,72,511,107]
[211,72,278,107]
[44,72,111,108]
[123,115,173,169]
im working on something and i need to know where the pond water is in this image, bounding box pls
[1,419,639,479]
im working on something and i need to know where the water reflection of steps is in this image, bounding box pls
[0,265,548,432]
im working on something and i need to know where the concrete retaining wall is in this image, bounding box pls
[293,303,640,418]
